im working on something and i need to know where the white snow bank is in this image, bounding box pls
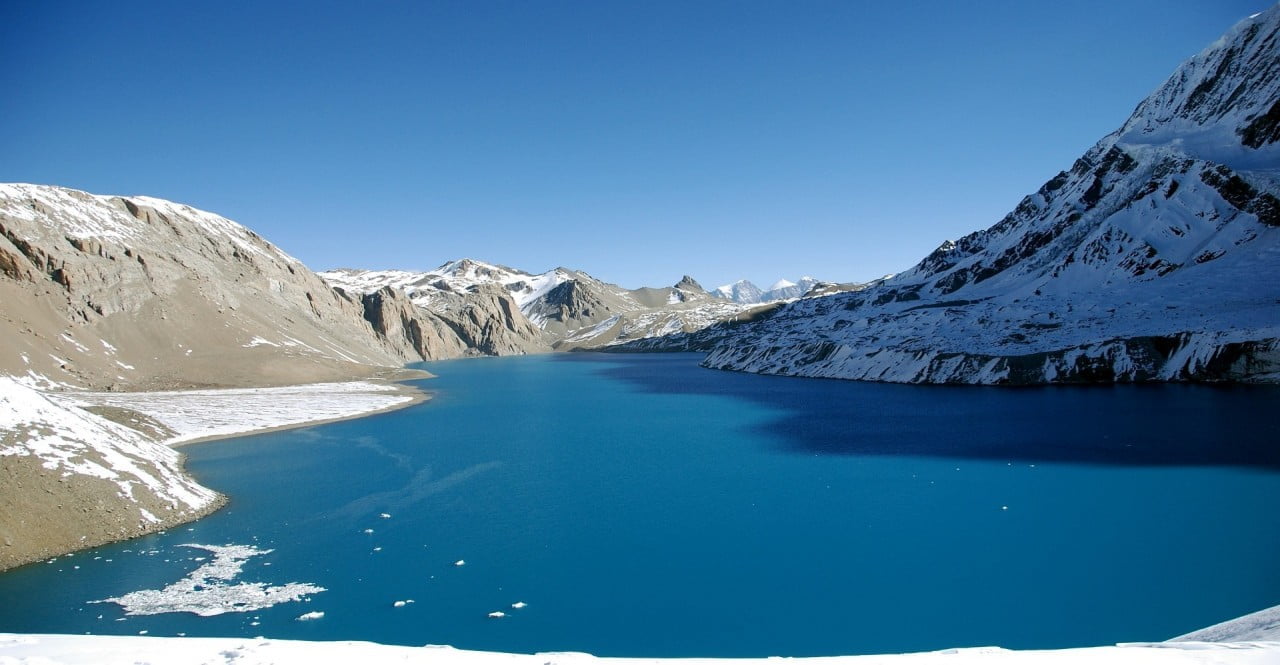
[49,381,415,444]
[0,634,1276,665]
[91,544,324,617]
[1172,604,1280,643]
[0,377,216,510]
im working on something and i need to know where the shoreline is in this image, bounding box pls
[1,633,1277,664]
[169,378,432,448]
[0,368,435,572]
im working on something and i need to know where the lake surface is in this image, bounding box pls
[2,353,1278,657]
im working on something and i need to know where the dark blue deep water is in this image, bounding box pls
[1,353,1278,657]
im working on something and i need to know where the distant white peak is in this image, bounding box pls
[437,258,504,276]
[768,279,797,291]
[715,279,753,291]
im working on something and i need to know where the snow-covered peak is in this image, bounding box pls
[1110,5,1280,169]
[713,277,824,304]
[768,279,797,291]
[320,260,571,311]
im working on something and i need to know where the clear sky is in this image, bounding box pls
[2,1,1273,290]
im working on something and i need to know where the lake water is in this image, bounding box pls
[1,353,1278,657]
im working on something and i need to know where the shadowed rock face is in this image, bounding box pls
[616,8,1280,385]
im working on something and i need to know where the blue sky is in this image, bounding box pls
[2,1,1272,289]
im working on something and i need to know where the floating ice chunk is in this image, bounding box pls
[363,529,374,534]
[487,611,506,618]
[454,560,465,567]
[296,611,324,621]
[1002,506,1009,511]
[379,513,391,519]
[372,547,382,552]
[92,544,325,617]
[393,600,406,608]
[511,601,527,609]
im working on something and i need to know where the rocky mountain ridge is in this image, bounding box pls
[617,7,1280,385]
[0,185,549,393]
[713,276,823,304]
[322,262,761,350]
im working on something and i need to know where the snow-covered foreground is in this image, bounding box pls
[48,381,418,445]
[0,634,1277,665]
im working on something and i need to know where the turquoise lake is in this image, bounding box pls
[1,353,1278,657]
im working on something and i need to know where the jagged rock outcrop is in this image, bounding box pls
[524,277,623,338]
[436,283,551,356]
[352,286,471,360]
[619,8,1280,385]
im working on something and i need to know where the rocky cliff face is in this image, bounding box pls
[428,283,552,356]
[621,8,1280,385]
[352,286,472,361]
[0,184,421,390]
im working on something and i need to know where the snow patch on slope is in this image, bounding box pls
[0,377,215,510]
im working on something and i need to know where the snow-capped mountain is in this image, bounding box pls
[714,276,823,304]
[764,277,820,301]
[714,279,767,303]
[324,262,755,349]
[622,7,1280,385]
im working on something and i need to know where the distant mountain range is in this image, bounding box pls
[321,261,775,350]
[618,6,1280,384]
[713,277,822,304]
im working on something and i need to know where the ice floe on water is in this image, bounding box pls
[295,611,325,621]
[92,544,324,616]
